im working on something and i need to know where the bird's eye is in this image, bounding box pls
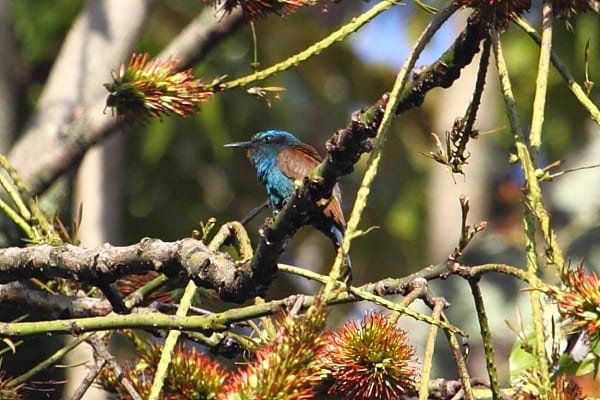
[263,135,273,144]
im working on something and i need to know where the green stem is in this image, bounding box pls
[123,274,170,309]
[0,154,57,242]
[528,0,553,161]
[7,333,93,388]
[0,197,34,239]
[0,155,32,221]
[389,283,426,324]
[325,1,460,290]
[278,263,466,335]
[491,29,551,393]
[514,17,600,126]
[468,280,500,400]
[418,299,444,400]
[442,316,474,400]
[218,0,399,91]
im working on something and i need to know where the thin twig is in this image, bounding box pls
[69,356,106,400]
[325,1,461,291]
[7,333,93,389]
[88,334,143,400]
[491,27,553,394]
[442,315,474,400]
[217,0,399,91]
[419,298,445,400]
[514,17,600,125]
[468,279,500,399]
[528,0,553,161]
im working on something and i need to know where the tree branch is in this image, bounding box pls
[0,281,112,318]
[0,235,263,303]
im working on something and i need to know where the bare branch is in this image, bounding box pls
[0,236,266,303]
[0,281,112,318]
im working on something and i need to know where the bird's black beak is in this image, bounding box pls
[224,140,253,149]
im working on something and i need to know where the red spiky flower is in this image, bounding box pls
[97,338,226,399]
[104,53,212,121]
[201,0,318,19]
[552,265,600,341]
[318,312,418,400]
[220,302,328,400]
[458,0,531,29]
[0,370,24,400]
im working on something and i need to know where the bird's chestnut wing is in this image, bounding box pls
[277,145,345,229]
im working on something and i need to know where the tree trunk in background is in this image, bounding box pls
[70,120,123,400]
[49,1,152,397]
[0,0,16,153]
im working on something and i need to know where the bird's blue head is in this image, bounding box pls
[224,130,302,168]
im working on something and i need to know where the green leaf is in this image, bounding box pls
[509,331,538,385]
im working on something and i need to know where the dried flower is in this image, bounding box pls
[458,0,531,29]
[318,312,418,400]
[513,370,584,400]
[0,370,24,400]
[220,303,328,400]
[552,0,592,19]
[98,339,226,399]
[553,266,600,341]
[104,53,212,121]
[116,271,185,304]
[201,0,318,19]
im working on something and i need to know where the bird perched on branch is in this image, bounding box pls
[225,130,351,275]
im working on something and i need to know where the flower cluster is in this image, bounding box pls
[552,0,593,19]
[513,371,584,400]
[0,370,23,400]
[201,0,318,19]
[458,0,531,29]
[96,309,419,399]
[553,265,600,342]
[220,303,328,399]
[104,53,212,121]
[318,312,418,399]
[98,337,225,399]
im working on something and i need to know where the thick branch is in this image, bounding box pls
[396,14,487,114]
[0,237,265,303]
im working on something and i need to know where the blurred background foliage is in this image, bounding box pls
[3,0,600,392]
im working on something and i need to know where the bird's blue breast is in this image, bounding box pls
[249,148,294,210]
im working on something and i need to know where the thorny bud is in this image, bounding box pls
[551,265,600,342]
[318,312,418,400]
[201,0,319,19]
[97,339,226,399]
[104,53,212,122]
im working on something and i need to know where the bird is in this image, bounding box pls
[224,130,351,274]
